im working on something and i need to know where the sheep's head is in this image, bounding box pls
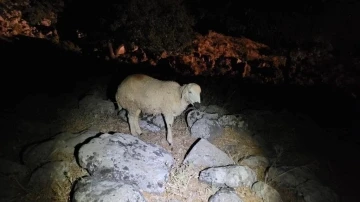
[181,83,201,108]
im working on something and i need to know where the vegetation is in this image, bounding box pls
[57,0,195,54]
[23,0,65,24]
[3,0,359,53]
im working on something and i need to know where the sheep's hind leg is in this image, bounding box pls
[128,109,142,136]
[134,109,143,135]
[164,114,174,146]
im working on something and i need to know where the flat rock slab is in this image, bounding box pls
[72,176,146,202]
[183,139,235,168]
[78,133,174,193]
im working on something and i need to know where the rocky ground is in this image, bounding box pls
[0,67,358,201]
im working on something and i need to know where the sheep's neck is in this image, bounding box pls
[179,98,190,115]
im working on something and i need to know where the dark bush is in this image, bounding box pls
[23,0,65,24]
[59,0,195,54]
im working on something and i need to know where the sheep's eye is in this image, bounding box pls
[189,91,192,94]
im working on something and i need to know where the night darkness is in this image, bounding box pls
[0,0,359,201]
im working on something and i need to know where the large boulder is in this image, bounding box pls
[77,133,174,193]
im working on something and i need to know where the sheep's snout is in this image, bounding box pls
[193,102,201,109]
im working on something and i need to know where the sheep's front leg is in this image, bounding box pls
[128,109,142,135]
[163,114,174,145]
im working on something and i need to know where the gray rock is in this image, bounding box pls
[267,166,319,187]
[186,110,219,129]
[77,133,174,193]
[268,166,339,202]
[118,110,165,132]
[141,113,165,129]
[72,176,146,202]
[239,155,269,168]
[22,130,99,170]
[139,114,165,132]
[0,158,30,201]
[199,165,257,188]
[218,115,247,129]
[239,155,269,181]
[79,95,115,115]
[183,139,235,168]
[28,161,70,192]
[208,188,243,202]
[251,181,283,202]
[190,118,224,140]
[118,109,128,122]
[22,139,55,170]
[186,109,223,140]
[186,110,206,128]
[298,180,339,202]
[0,158,29,179]
[200,105,229,116]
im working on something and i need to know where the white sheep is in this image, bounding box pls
[115,74,201,145]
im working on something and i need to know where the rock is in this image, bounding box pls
[118,109,128,121]
[190,118,223,140]
[218,114,247,129]
[187,110,223,140]
[298,180,339,202]
[200,105,229,116]
[72,176,146,202]
[267,166,339,202]
[199,165,257,188]
[239,155,269,181]
[77,133,174,193]
[187,110,219,128]
[183,139,235,168]
[0,158,30,202]
[0,158,29,179]
[267,166,319,188]
[28,161,70,192]
[251,181,283,202]
[175,31,286,78]
[186,109,200,127]
[139,114,165,132]
[141,113,165,128]
[22,130,99,170]
[79,95,115,116]
[118,110,165,132]
[209,188,243,202]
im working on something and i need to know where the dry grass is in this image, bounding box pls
[20,162,87,202]
[211,127,265,163]
[143,163,218,202]
[236,186,263,202]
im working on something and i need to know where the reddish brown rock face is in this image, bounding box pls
[176,31,286,78]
